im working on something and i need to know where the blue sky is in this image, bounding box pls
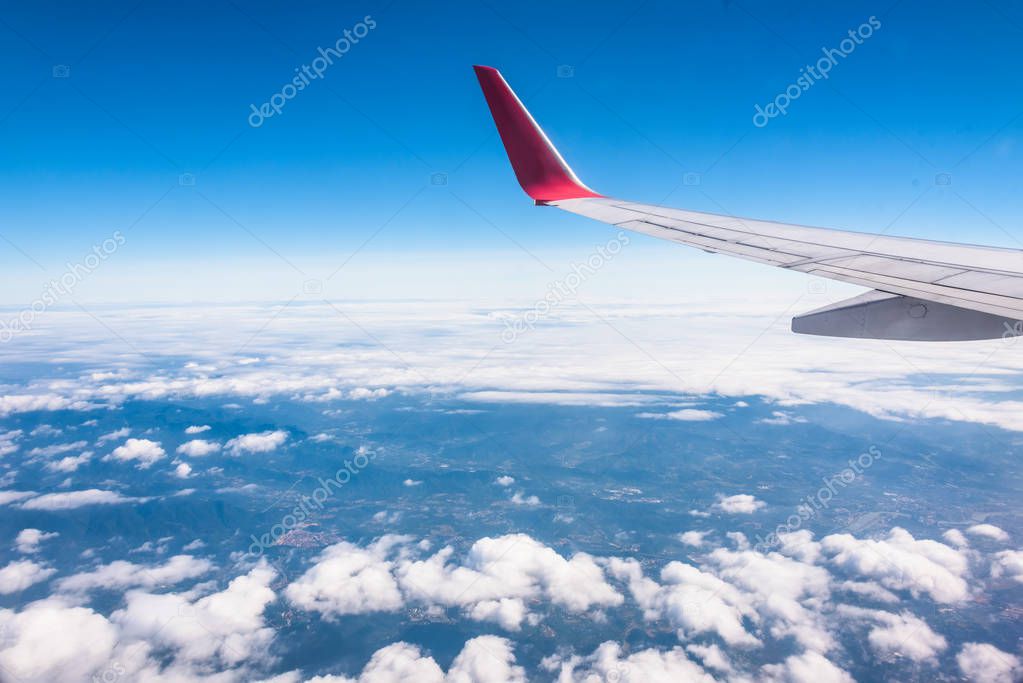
[2,0,1022,302]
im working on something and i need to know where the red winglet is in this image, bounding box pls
[473,65,602,204]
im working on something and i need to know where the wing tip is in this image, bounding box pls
[473,64,602,203]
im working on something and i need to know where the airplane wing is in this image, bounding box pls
[473,65,1023,341]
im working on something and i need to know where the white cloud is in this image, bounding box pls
[226,430,288,455]
[175,462,193,478]
[495,475,515,487]
[177,439,221,456]
[943,528,969,547]
[112,561,278,668]
[28,441,87,457]
[684,643,734,675]
[760,651,854,683]
[547,641,715,682]
[445,635,526,683]
[322,636,523,683]
[607,556,760,647]
[713,493,766,514]
[14,529,58,554]
[821,527,970,603]
[966,523,1009,543]
[19,489,143,510]
[509,491,540,507]
[678,531,709,547]
[0,429,21,456]
[0,394,90,417]
[105,438,165,469]
[757,411,808,426]
[96,427,130,444]
[837,605,947,663]
[0,490,36,505]
[285,537,407,618]
[185,424,211,434]
[638,408,723,421]
[403,479,422,487]
[56,554,212,594]
[991,550,1023,583]
[0,560,55,593]
[0,599,120,682]
[397,534,623,627]
[45,451,92,472]
[956,642,1022,683]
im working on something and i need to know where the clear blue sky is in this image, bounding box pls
[2,0,1022,301]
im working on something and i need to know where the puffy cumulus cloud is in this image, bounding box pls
[112,561,278,668]
[45,451,92,472]
[606,557,760,647]
[943,528,969,547]
[444,635,526,683]
[177,439,222,456]
[713,493,765,514]
[397,534,623,629]
[956,643,1022,683]
[305,636,523,683]
[19,488,144,510]
[175,462,193,478]
[836,605,947,663]
[285,537,407,618]
[966,523,1010,543]
[0,560,55,593]
[544,641,715,683]
[105,437,166,468]
[760,651,854,683]
[0,598,120,682]
[509,491,540,507]
[991,550,1023,583]
[684,643,735,676]
[821,527,970,603]
[495,475,515,486]
[226,430,288,455]
[14,528,58,554]
[705,545,834,653]
[0,563,279,682]
[679,530,709,547]
[185,424,211,434]
[286,533,622,631]
[56,554,213,594]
